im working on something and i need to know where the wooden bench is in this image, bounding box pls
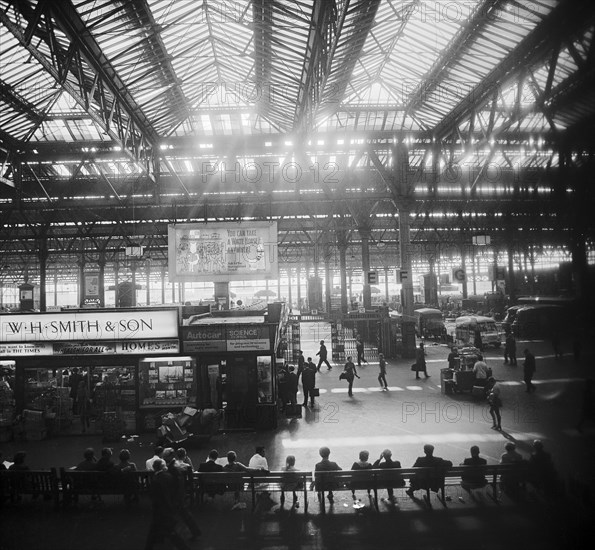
[59,468,154,506]
[0,469,60,509]
[193,471,312,512]
[441,463,530,504]
[314,469,412,513]
[313,463,532,512]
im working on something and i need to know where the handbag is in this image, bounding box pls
[339,372,346,380]
[411,363,418,371]
[285,404,302,418]
[311,388,320,397]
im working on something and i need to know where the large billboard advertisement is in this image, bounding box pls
[168,222,278,282]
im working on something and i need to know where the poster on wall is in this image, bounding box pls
[83,273,101,307]
[168,222,278,282]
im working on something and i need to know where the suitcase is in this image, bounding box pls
[285,404,303,418]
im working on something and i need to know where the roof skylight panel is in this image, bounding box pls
[0,106,33,140]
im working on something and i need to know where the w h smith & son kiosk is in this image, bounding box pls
[0,307,190,439]
[0,305,282,440]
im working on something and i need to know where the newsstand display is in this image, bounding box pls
[91,366,137,434]
[441,346,483,395]
[22,369,73,434]
[138,356,197,409]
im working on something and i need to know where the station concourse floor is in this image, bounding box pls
[1,334,594,550]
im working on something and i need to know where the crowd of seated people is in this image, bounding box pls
[1,439,558,509]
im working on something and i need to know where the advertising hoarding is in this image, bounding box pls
[168,222,278,282]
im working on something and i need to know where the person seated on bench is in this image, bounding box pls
[248,446,275,505]
[472,360,490,386]
[145,445,164,472]
[314,446,342,503]
[373,449,405,503]
[224,451,251,510]
[114,449,139,504]
[499,442,525,499]
[460,445,488,492]
[175,448,194,472]
[350,450,373,502]
[75,448,97,471]
[198,449,225,499]
[281,455,302,508]
[95,447,115,472]
[114,449,137,472]
[406,444,452,498]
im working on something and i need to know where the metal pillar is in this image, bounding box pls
[507,246,516,303]
[296,264,302,311]
[98,252,106,307]
[145,261,151,306]
[461,246,468,299]
[337,230,349,314]
[38,235,48,312]
[131,262,137,307]
[359,228,371,310]
[77,257,85,308]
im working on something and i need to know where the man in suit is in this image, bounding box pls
[372,449,404,502]
[301,359,317,407]
[198,449,224,498]
[406,444,452,498]
[315,446,342,503]
[415,342,429,379]
[316,340,332,371]
[460,445,487,492]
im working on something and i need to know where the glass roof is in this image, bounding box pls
[0,0,591,170]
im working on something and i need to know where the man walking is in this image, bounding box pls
[523,348,536,393]
[356,334,367,366]
[316,340,332,371]
[378,353,388,390]
[415,342,430,379]
[504,331,517,365]
[145,459,192,550]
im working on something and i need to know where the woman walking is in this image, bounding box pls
[487,377,502,430]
